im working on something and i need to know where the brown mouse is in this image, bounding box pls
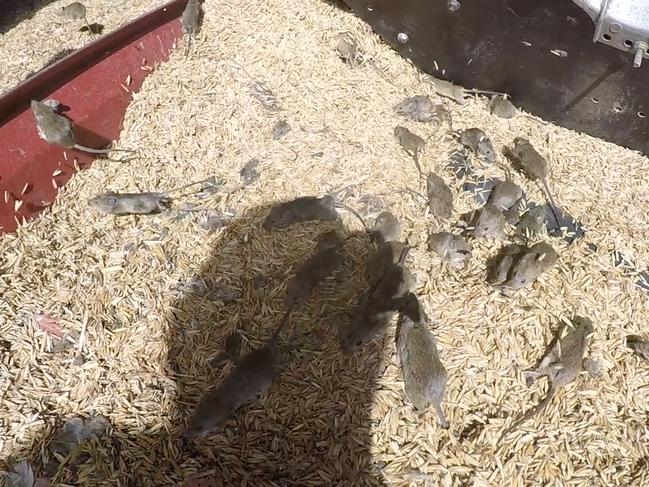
[87,179,213,215]
[498,241,558,295]
[626,335,649,360]
[459,128,497,164]
[31,100,133,155]
[262,195,365,230]
[184,311,291,439]
[426,173,453,219]
[369,211,401,243]
[427,232,472,268]
[499,316,594,440]
[342,246,414,353]
[397,293,450,428]
[394,126,425,177]
[284,233,345,308]
[394,95,450,126]
[505,138,561,227]
[181,0,202,55]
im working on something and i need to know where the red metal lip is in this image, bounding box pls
[0,0,187,237]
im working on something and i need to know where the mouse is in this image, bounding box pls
[341,245,414,353]
[60,2,96,39]
[366,240,411,286]
[488,96,517,119]
[425,76,505,105]
[468,204,506,240]
[336,31,360,65]
[426,173,453,220]
[184,310,291,439]
[459,128,497,164]
[626,335,649,360]
[369,211,401,243]
[427,232,472,268]
[486,244,525,285]
[284,233,345,308]
[515,205,547,239]
[181,0,202,56]
[31,100,133,155]
[211,330,243,367]
[497,241,558,295]
[499,316,594,440]
[394,126,425,177]
[394,95,450,126]
[487,180,523,212]
[505,138,561,227]
[87,178,213,215]
[263,195,365,230]
[397,293,450,428]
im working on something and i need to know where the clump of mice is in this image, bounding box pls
[29,24,644,450]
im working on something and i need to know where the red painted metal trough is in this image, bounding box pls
[0,0,187,236]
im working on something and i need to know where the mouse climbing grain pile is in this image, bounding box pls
[426,173,453,220]
[336,31,360,65]
[397,293,450,428]
[499,317,594,440]
[394,126,425,177]
[394,95,449,126]
[506,137,561,228]
[181,0,202,56]
[31,100,133,155]
[262,195,366,230]
[491,241,558,295]
[60,2,96,39]
[184,311,291,439]
[369,211,401,243]
[459,128,497,164]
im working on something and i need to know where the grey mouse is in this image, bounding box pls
[394,125,425,177]
[498,241,558,295]
[499,316,594,440]
[487,179,523,212]
[184,311,291,439]
[506,138,561,227]
[459,128,497,164]
[428,232,472,268]
[366,240,411,286]
[60,2,96,38]
[426,173,453,220]
[626,335,649,360]
[336,31,360,65]
[488,96,517,119]
[342,246,414,353]
[284,232,345,308]
[515,206,547,238]
[262,195,365,230]
[181,0,202,55]
[470,204,506,240]
[486,244,525,285]
[369,211,401,243]
[87,178,213,215]
[31,100,133,154]
[394,95,449,126]
[397,293,450,428]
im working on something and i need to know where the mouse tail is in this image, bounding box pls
[167,177,214,196]
[83,16,96,39]
[270,308,293,346]
[538,179,561,230]
[75,144,134,154]
[497,385,556,444]
[334,202,367,231]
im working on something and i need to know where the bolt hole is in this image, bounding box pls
[613,103,622,113]
[366,5,373,11]
[603,34,612,41]
[639,111,646,118]
[624,39,633,47]
[591,97,600,104]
